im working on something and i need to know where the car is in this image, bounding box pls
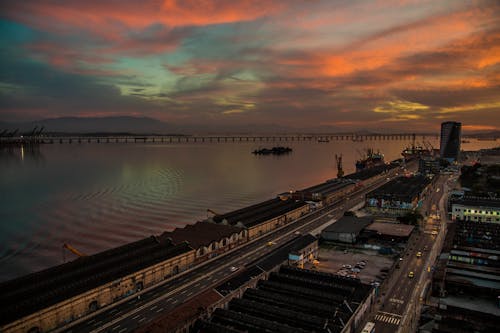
[351,268,361,273]
[431,230,438,236]
[229,266,239,272]
[399,257,403,261]
[408,271,414,278]
[416,251,422,258]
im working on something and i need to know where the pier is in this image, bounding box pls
[0,133,437,145]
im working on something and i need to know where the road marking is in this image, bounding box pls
[138,317,146,323]
[389,298,404,304]
[118,329,127,333]
[375,314,400,325]
[150,305,157,310]
[187,291,193,296]
[180,289,187,295]
[156,307,164,313]
[171,299,178,304]
[132,314,140,320]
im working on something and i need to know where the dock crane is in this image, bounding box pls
[62,243,86,262]
[335,154,344,178]
[207,208,220,218]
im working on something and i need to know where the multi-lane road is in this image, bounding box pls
[370,173,450,333]
[58,166,407,333]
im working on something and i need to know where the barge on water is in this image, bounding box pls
[252,146,292,155]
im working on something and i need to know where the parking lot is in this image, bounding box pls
[310,245,394,284]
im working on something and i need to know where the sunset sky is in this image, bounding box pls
[0,0,499,132]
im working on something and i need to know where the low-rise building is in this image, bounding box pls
[292,179,356,205]
[365,175,432,216]
[419,157,441,175]
[429,220,500,332]
[321,216,374,244]
[363,222,414,242]
[0,237,195,333]
[193,265,375,333]
[160,221,247,263]
[450,196,500,223]
[211,198,309,239]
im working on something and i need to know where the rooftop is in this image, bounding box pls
[366,175,431,200]
[0,237,193,325]
[160,221,243,249]
[135,289,223,333]
[451,196,500,209]
[213,197,307,228]
[193,265,372,333]
[322,216,373,234]
[364,222,415,238]
[299,179,355,197]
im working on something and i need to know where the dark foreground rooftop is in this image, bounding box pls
[0,236,193,325]
[193,265,372,333]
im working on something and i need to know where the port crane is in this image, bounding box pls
[206,208,220,218]
[62,243,86,262]
[335,154,344,178]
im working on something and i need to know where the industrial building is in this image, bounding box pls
[440,121,461,162]
[290,178,356,205]
[137,235,319,333]
[211,197,310,239]
[193,265,375,333]
[0,237,195,333]
[429,220,500,332]
[160,221,247,263]
[321,216,374,244]
[365,175,432,216]
[450,196,500,223]
[363,222,414,242]
[419,157,441,175]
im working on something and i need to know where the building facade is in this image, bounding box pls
[450,197,500,223]
[1,239,196,333]
[440,121,461,162]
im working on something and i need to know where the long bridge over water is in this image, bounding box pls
[1,133,439,145]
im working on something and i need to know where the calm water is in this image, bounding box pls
[0,137,497,281]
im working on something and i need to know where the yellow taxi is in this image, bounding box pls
[416,251,422,258]
[408,271,414,278]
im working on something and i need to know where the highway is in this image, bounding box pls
[58,165,408,333]
[370,173,449,333]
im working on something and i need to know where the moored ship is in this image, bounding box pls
[252,146,292,155]
[401,134,432,161]
[355,148,384,172]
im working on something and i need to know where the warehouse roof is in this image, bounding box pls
[193,265,372,333]
[213,198,307,228]
[451,197,500,208]
[364,222,414,237]
[299,179,355,197]
[160,221,243,249]
[322,216,373,234]
[0,237,193,325]
[366,175,431,201]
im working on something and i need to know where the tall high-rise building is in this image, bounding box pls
[440,121,461,162]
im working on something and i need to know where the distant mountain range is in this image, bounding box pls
[0,116,176,135]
